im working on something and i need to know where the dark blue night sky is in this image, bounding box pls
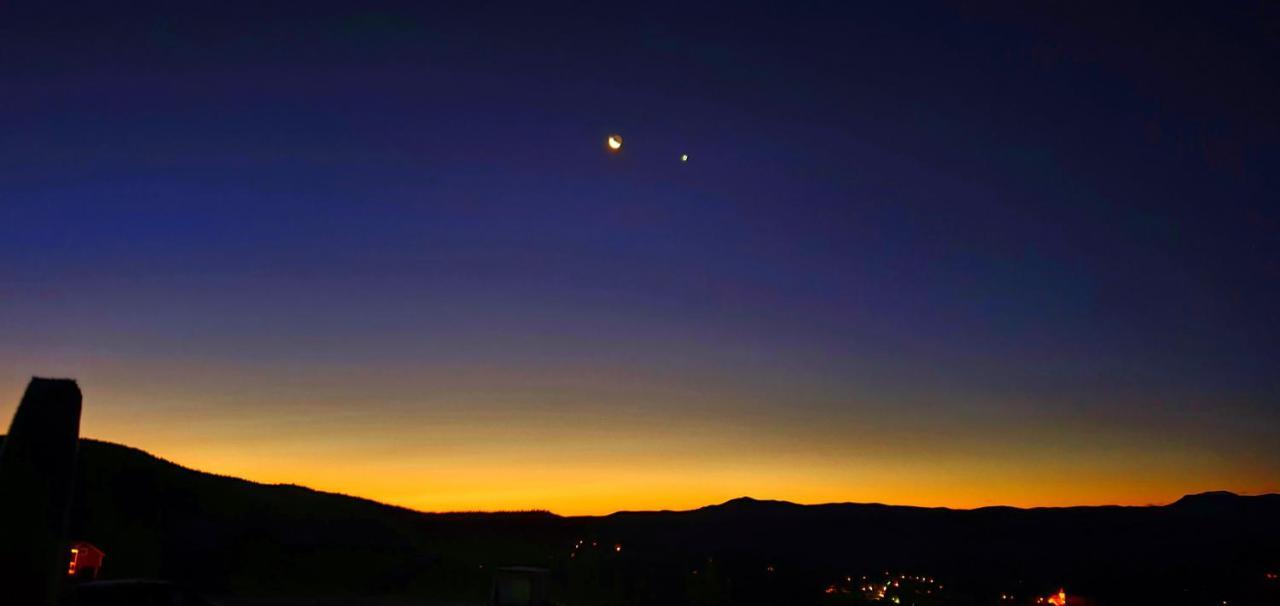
[1,2,1277,512]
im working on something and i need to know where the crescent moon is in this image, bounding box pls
[607,135,623,151]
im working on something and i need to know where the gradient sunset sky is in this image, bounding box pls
[2,3,1277,515]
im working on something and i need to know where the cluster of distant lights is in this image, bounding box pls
[560,541,1276,605]
[829,572,942,603]
[839,570,1280,605]
[568,538,622,559]
[605,133,688,162]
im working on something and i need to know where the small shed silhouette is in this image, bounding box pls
[68,541,105,580]
[490,566,549,606]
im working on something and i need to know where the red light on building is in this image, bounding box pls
[67,541,105,580]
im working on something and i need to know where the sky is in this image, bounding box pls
[1,2,1278,515]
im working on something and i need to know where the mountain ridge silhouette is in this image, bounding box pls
[5,436,1277,604]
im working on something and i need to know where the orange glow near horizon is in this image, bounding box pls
[2,372,1278,516]
[57,420,1280,516]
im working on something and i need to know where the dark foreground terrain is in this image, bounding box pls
[6,437,1277,605]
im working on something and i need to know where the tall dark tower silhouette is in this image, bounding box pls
[0,377,83,606]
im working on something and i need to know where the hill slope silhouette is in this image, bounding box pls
[6,436,1278,605]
